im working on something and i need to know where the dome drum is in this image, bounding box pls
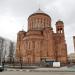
[28,9,51,31]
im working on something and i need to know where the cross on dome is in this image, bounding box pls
[34,8,45,14]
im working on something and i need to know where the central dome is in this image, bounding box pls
[28,9,51,31]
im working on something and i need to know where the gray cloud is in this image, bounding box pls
[0,0,75,54]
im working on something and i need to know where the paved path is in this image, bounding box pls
[0,71,75,75]
[4,66,75,72]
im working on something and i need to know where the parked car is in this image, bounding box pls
[0,65,4,72]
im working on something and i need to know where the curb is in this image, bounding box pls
[4,69,75,72]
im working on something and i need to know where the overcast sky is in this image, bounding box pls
[0,0,75,54]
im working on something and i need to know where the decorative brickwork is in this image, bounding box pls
[16,9,67,64]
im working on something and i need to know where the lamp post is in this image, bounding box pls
[19,56,23,69]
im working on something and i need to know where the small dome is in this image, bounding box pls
[56,20,64,25]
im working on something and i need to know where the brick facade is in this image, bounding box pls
[16,9,67,64]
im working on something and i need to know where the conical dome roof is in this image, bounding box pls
[28,9,50,18]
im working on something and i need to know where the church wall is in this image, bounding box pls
[53,33,67,64]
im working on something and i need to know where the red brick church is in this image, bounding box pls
[16,9,67,65]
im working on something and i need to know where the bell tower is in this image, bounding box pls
[55,20,67,64]
[56,20,64,34]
